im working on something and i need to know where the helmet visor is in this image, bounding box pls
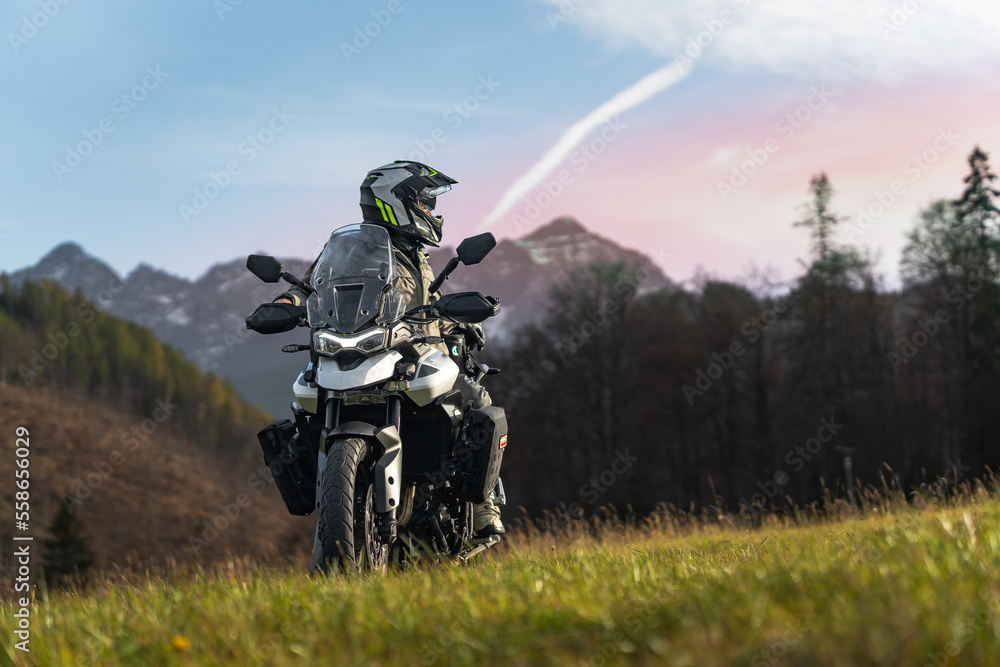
[419,184,451,207]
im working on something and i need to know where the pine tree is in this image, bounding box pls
[795,174,844,273]
[899,147,1000,471]
[784,173,888,497]
[42,498,94,588]
[792,174,845,394]
[953,146,1000,260]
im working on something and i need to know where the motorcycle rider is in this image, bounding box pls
[273,160,504,536]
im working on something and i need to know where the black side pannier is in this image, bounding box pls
[455,406,508,503]
[257,419,316,516]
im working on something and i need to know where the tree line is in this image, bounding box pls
[0,278,270,452]
[488,147,1000,517]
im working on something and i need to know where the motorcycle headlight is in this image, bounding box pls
[313,328,388,357]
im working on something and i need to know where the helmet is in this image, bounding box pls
[359,161,457,247]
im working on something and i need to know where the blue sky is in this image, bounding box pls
[0,0,644,276]
[3,1,999,287]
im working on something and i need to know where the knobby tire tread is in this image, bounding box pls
[314,436,368,573]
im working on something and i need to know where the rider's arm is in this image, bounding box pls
[273,289,305,306]
[394,266,420,310]
[272,256,319,305]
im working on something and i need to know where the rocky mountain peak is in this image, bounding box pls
[8,241,121,295]
[524,216,587,242]
[41,241,87,264]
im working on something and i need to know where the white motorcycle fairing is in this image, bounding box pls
[293,347,459,412]
[405,347,460,406]
[292,347,460,412]
[316,350,404,391]
[293,365,319,413]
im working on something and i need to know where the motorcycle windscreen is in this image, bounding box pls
[306,224,399,333]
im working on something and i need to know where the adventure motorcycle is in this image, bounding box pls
[245,224,507,572]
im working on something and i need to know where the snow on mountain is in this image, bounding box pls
[9,242,123,298]
[428,216,671,343]
[3,217,672,414]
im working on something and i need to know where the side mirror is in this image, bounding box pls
[456,233,496,266]
[246,302,306,334]
[247,255,284,283]
[428,233,497,294]
[435,292,500,324]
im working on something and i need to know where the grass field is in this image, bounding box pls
[4,482,1000,666]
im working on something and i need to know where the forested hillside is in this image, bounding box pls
[0,280,308,583]
[0,277,270,452]
[0,385,309,581]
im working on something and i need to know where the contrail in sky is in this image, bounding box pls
[477,59,694,232]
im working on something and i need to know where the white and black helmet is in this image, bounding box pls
[359,160,457,247]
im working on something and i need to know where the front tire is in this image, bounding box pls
[311,436,388,574]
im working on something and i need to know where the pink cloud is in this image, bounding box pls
[456,74,1000,287]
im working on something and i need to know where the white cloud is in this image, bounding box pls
[478,59,693,230]
[541,0,1000,81]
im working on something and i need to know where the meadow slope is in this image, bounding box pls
[3,491,1000,666]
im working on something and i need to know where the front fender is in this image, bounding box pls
[322,421,401,517]
[327,421,378,441]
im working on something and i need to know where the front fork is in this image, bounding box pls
[374,396,402,541]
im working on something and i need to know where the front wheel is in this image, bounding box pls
[310,436,388,574]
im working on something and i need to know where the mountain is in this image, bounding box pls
[9,247,313,415]
[5,217,671,414]
[428,217,671,341]
[8,242,121,297]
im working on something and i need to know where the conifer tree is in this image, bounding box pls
[42,497,94,588]
[954,146,1000,243]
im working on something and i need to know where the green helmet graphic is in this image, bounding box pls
[359,160,457,247]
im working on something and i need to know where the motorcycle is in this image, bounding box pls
[244,223,507,573]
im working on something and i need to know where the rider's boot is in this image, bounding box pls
[473,492,504,537]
